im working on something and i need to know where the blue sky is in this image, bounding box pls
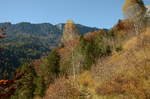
[0,0,150,28]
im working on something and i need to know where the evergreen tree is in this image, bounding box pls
[40,50,60,85]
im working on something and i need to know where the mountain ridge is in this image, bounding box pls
[0,22,99,35]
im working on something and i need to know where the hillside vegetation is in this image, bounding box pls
[0,0,150,99]
[43,25,150,99]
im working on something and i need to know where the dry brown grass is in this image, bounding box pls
[91,27,150,99]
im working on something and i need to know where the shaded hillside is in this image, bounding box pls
[0,34,51,79]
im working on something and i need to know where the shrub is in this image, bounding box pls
[115,45,123,52]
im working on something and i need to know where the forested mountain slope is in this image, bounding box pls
[0,22,98,79]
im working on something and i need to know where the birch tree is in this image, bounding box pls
[62,20,80,81]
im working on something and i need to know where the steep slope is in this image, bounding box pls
[93,27,150,80]
[89,27,150,99]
